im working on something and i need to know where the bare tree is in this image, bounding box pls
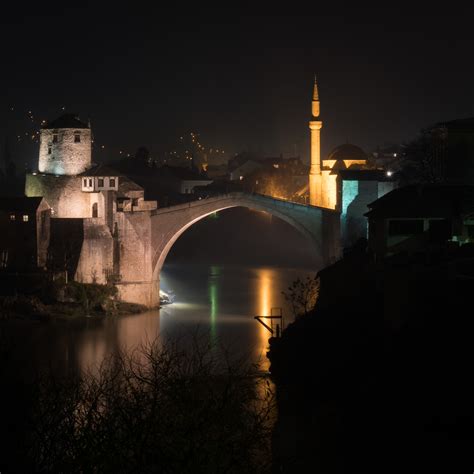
[30,336,275,473]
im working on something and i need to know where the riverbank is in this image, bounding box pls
[268,244,474,473]
[0,294,148,320]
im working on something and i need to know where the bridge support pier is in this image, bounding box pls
[115,279,160,308]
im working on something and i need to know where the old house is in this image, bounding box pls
[0,197,51,270]
[365,184,474,260]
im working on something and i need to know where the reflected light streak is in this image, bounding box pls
[256,268,275,371]
[209,265,220,346]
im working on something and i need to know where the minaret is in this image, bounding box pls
[309,75,323,206]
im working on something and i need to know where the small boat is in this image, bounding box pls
[159,289,175,305]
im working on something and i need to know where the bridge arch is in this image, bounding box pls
[115,193,340,307]
[152,198,321,281]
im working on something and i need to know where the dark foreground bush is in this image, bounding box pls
[29,338,274,473]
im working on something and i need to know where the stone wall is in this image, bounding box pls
[39,128,91,176]
[114,210,156,306]
[75,220,113,284]
[36,200,51,268]
[25,174,103,219]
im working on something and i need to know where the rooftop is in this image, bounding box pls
[81,164,123,177]
[339,169,393,181]
[365,184,474,219]
[43,114,89,130]
[0,197,45,212]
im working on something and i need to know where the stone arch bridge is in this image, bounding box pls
[115,193,341,307]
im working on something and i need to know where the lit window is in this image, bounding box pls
[98,178,104,187]
[239,176,243,181]
[9,214,15,221]
[23,215,29,222]
[74,132,81,143]
[110,178,116,187]
[52,133,58,143]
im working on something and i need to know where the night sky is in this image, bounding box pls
[3,4,474,168]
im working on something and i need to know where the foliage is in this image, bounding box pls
[30,338,274,473]
[282,275,320,320]
[65,282,118,313]
[399,128,446,185]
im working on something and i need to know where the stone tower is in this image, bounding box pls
[309,76,323,207]
[38,114,91,175]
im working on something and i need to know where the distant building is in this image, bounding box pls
[371,144,404,171]
[0,197,51,270]
[229,160,263,181]
[365,184,474,260]
[153,165,213,196]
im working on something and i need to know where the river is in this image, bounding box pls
[2,263,316,378]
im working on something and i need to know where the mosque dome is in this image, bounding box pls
[327,143,367,162]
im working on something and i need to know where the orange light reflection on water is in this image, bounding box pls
[256,268,276,371]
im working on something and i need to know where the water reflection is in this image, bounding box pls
[256,268,275,371]
[209,265,219,346]
[3,264,314,379]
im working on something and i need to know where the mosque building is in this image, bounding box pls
[308,76,396,247]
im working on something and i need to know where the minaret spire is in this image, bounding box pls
[309,74,323,206]
[312,74,320,118]
[313,74,319,102]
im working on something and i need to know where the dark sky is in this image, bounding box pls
[3,3,474,168]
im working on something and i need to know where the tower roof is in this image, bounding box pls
[43,114,89,129]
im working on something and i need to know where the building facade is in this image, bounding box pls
[26,114,158,302]
[307,77,396,246]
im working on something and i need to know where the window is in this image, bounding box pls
[52,133,58,143]
[83,178,87,187]
[92,202,98,218]
[23,214,29,222]
[48,147,52,155]
[98,178,104,187]
[110,178,116,187]
[9,214,15,221]
[74,132,81,143]
[89,178,93,187]
[388,219,424,236]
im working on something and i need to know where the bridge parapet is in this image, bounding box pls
[152,192,338,216]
